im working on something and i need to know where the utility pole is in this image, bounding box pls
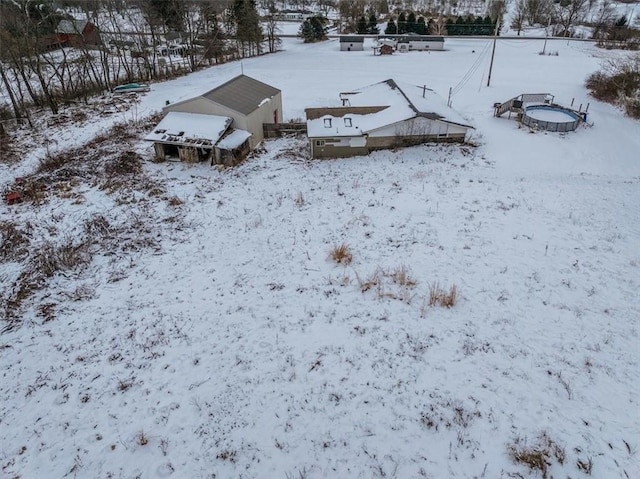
[486,15,500,87]
[542,16,551,54]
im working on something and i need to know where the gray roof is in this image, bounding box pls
[56,19,89,34]
[202,75,280,116]
[340,36,364,42]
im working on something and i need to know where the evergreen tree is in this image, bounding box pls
[473,15,484,35]
[229,0,263,55]
[415,16,427,35]
[483,15,495,35]
[385,18,397,34]
[299,16,328,43]
[466,15,475,35]
[357,16,368,34]
[368,13,379,34]
[407,12,417,33]
[397,12,407,34]
[445,18,455,35]
[455,16,466,35]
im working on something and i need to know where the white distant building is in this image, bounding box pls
[278,9,315,21]
[377,35,445,52]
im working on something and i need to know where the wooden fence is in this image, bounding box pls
[263,122,307,139]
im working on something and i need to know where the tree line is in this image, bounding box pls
[0,0,272,122]
[511,0,639,47]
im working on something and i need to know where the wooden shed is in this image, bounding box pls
[145,112,251,167]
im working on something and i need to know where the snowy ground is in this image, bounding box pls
[1,37,639,479]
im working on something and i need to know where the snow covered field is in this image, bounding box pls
[1,36,639,479]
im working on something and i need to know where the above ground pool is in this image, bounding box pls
[521,104,582,132]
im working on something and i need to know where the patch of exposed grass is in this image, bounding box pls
[507,432,566,479]
[329,243,353,265]
[0,221,31,261]
[428,282,458,308]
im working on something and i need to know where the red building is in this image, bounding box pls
[55,19,101,48]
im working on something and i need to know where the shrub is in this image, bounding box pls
[428,282,458,307]
[390,264,417,288]
[329,243,353,265]
[508,432,566,479]
[586,55,640,119]
[0,221,31,261]
[34,240,92,278]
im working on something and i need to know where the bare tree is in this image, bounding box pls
[553,0,591,37]
[488,0,506,22]
[429,13,447,35]
[338,0,366,33]
[511,0,527,35]
[263,1,282,53]
[317,0,337,16]
[525,0,553,26]
[591,0,617,39]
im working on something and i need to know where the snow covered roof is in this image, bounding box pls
[306,107,389,138]
[341,79,473,129]
[306,79,472,138]
[56,19,90,34]
[216,129,252,150]
[202,75,280,116]
[376,39,397,47]
[144,112,232,148]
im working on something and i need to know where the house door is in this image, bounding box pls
[273,109,278,123]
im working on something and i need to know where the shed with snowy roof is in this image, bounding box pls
[144,112,251,166]
[162,74,282,149]
[305,79,473,158]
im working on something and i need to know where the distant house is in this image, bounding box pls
[55,19,101,48]
[340,36,364,51]
[163,74,283,149]
[145,112,251,166]
[305,79,473,159]
[378,35,444,52]
[278,9,315,21]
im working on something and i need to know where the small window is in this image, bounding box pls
[315,140,325,146]
[324,118,332,128]
[344,118,352,127]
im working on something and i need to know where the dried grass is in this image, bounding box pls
[507,433,566,479]
[428,282,458,308]
[389,264,417,288]
[329,243,353,265]
[0,221,31,261]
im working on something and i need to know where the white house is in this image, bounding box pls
[378,35,445,52]
[305,79,473,158]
